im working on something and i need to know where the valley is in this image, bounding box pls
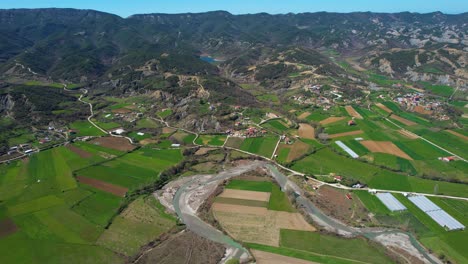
[0,8,467,264]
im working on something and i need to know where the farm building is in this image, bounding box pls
[408,196,465,231]
[375,193,407,212]
[335,141,359,158]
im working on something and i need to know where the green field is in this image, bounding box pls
[195,134,227,146]
[182,134,197,144]
[78,148,183,190]
[293,148,468,197]
[93,121,121,130]
[268,184,296,212]
[225,179,273,192]
[97,196,176,256]
[262,119,289,133]
[354,191,390,215]
[279,230,392,263]
[135,118,160,129]
[72,184,123,227]
[70,121,106,137]
[215,197,268,207]
[240,136,279,157]
[157,109,173,119]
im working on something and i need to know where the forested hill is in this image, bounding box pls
[0,8,467,81]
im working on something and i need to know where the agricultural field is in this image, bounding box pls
[292,148,468,197]
[0,138,186,264]
[195,134,227,146]
[275,140,312,163]
[240,136,279,158]
[97,196,176,257]
[70,120,107,137]
[213,179,314,247]
[157,109,173,119]
[77,148,183,192]
[261,119,289,133]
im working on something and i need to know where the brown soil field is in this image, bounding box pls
[212,203,268,216]
[0,218,18,238]
[274,211,315,231]
[360,140,413,160]
[136,230,225,264]
[252,250,317,264]
[67,144,93,158]
[77,176,128,197]
[90,137,135,151]
[328,130,364,139]
[213,203,315,247]
[298,112,311,120]
[413,105,433,115]
[139,138,158,145]
[194,147,216,156]
[311,186,369,226]
[162,127,176,134]
[390,114,417,126]
[398,129,419,139]
[219,189,271,202]
[320,117,345,125]
[345,106,363,119]
[111,108,132,114]
[446,130,468,141]
[287,140,312,161]
[298,123,315,139]
[376,103,392,113]
[170,131,189,142]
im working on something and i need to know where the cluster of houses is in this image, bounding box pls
[393,92,450,120]
[8,144,36,156]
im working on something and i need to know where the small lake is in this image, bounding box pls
[200,56,216,63]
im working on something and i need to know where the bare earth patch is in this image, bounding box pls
[398,129,419,139]
[360,140,413,160]
[376,103,392,113]
[0,218,18,238]
[90,137,135,151]
[319,116,345,125]
[67,144,93,158]
[328,130,364,139]
[298,112,311,120]
[390,114,417,126]
[218,189,271,202]
[139,138,158,145]
[310,186,369,225]
[413,105,433,115]
[252,250,318,264]
[345,106,363,119]
[287,140,312,161]
[195,147,216,156]
[162,127,176,134]
[112,108,132,114]
[446,130,468,141]
[298,123,315,139]
[77,176,128,197]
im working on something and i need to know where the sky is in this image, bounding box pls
[1,0,467,17]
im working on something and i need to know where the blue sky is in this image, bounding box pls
[1,0,467,17]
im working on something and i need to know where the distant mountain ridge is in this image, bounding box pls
[0,8,467,81]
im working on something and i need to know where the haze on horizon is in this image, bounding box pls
[1,0,467,18]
